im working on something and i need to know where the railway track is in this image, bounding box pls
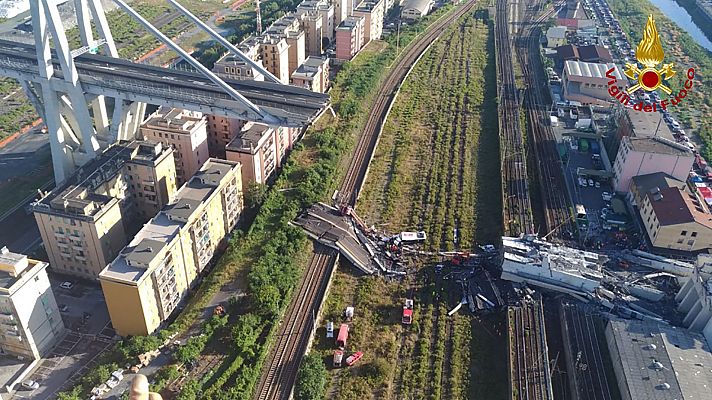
[339,0,481,205]
[253,247,335,400]
[561,304,613,400]
[513,1,574,238]
[508,298,553,400]
[252,3,481,399]
[495,0,535,236]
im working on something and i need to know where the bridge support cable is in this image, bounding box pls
[112,0,277,125]
[165,0,282,84]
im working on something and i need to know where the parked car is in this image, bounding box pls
[602,192,613,201]
[59,281,73,290]
[21,380,39,390]
[58,304,69,313]
[587,178,594,187]
[345,351,364,366]
[595,181,601,188]
[326,321,334,338]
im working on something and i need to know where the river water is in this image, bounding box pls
[648,0,712,51]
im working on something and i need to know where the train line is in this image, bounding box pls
[495,0,535,237]
[508,297,554,400]
[560,303,613,400]
[252,3,480,399]
[253,248,335,400]
[339,0,481,205]
[514,2,574,238]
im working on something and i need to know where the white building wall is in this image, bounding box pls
[1,261,65,359]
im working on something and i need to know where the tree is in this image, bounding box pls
[294,354,327,400]
[232,313,262,354]
[245,182,268,208]
[56,387,82,400]
[174,337,204,363]
[177,379,201,400]
[118,335,161,361]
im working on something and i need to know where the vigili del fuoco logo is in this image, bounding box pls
[606,14,696,112]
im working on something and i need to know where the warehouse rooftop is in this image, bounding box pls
[607,317,712,400]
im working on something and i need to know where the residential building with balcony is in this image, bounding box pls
[225,122,294,185]
[99,159,243,336]
[298,0,335,43]
[331,0,349,29]
[291,56,330,92]
[353,0,384,43]
[213,53,266,81]
[299,12,324,56]
[140,107,210,186]
[0,248,65,359]
[260,35,291,84]
[205,116,249,159]
[33,141,177,279]
[335,16,365,60]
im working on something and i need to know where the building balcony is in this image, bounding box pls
[72,245,83,251]
[75,255,86,261]
[0,314,14,323]
[1,323,18,333]
[69,234,81,241]
[57,242,69,249]
[54,231,65,238]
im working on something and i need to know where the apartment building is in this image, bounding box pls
[331,0,349,28]
[213,54,266,81]
[353,0,385,43]
[205,116,248,159]
[0,248,65,359]
[260,35,291,84]
[225,122,295,185]
[33,141,177,279]
[300,12,324,56]
[140,107,210,186]
[291,56,330,92]
[298,0,335,43]
[261,13,306,76]
[637,185,712,252]
[611,136,693,192]
[335,16,365,60]
[99,159,244,336]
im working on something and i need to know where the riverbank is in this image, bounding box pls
[676,0,712,44]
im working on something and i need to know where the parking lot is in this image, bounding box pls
[9,275,115,400]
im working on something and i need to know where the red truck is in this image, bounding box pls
[402,299,414,325]
[336,324,349,349]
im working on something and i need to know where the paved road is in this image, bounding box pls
[10,277,113,400]
[0,128,51,253]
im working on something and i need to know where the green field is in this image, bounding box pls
[311,6,507,400]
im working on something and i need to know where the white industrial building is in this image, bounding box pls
[676,262,712,344]
[500,236,606,296]
[400,0,434,20]
[605,317,712,400]
[561,60,622,105]
[0,248,65,360]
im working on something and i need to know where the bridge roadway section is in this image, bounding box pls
[0,39,329,126]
